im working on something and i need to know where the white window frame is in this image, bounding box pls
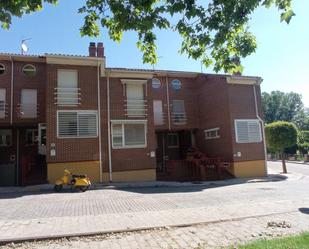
[22,64,36,76]
[0,63,5,75]
[235,119,262,143]
[167,133,179,148]
[111,120,147,149]
[204,128,220,140]
[0,129,12,147]
[56,69,79,106]
[57,110,98,139]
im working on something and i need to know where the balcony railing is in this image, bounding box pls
[154,112,167,126]
[17,103,39,119]
[171,112,187,125]
[54,88,81,106]
[124,99,147,118]
[0,102,8,119]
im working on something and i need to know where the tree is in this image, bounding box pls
[297,130,309,155]
[293,108,309,131]
[0,0,295,73]
[265,121,298,173]
[262,91,304,124]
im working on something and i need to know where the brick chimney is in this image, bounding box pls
[97,42,104,58]
[89,42,96,57]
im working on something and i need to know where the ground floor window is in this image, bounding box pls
[57,111,98,138]
[204,128,220,140]
[112,121,146,148]
[167,133,179,148]
[0,129,12,146]
[235,119,262,143]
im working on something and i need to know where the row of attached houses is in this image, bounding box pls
[0,42,267,186]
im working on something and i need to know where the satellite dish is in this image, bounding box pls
[21,43,28,53]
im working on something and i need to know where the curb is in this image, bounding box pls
[0,209,299,245]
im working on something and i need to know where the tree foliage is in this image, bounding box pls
[265,121,298,152]
[262,91,304,124]
[0,0,295,73]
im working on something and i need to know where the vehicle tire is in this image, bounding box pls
[79,186,89,192]
[54,184,63,192]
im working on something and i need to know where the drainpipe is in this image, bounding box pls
[165,76,171,130]
[97,61,103,182]
[253,83,268,175]
[10,56,14,124]
[107,70,113,182]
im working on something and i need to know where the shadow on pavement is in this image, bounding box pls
[0,173,288,199]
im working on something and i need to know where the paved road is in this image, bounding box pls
[267,160,309,176]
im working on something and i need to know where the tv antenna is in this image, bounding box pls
[21,38,31,55]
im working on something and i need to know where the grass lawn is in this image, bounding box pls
[237,233,309,249]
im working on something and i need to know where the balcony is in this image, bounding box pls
[124,99,147,118]
[54,87,81,106]
[171,112,187,125]
[17,103,39,119]
[0,102,8,119]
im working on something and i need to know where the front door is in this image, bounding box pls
[19,127,46,185]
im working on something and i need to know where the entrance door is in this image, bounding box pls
[19,127,47,185]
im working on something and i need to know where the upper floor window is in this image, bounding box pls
[0,89,6,118]
[0,64,5,75]
[204,128,220,140]
[152,78,161,89]
[57,111,98,138]
[235,119,262,143]
[20,89,37,118]
[171,79,182,90]
[22,64,36,76]
[56,70,79,106]
[0,129,12,147]
[122,79,147,117]
[171,100,186,124]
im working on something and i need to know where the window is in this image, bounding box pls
[152,78,161,89]
[21,89,37,118]
[126,83,145,116]
[171,79,181,90]
[153,100,164,125]
[0,64,5,75]
[112,121,146,148]
[235,119,262,143]
[171,100,186,124]
[58,111,98,138]
[167,133,179,148]
[22,64,36,76]
[204,128,220,140]
[57,70,79,106]
[0,129,12,146]
[0,89,5,118]
[25,129,37,145]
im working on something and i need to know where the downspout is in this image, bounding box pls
[106,69,113,182]
[165,76,171,130]
[253,83,268,175]
[10,56,14,124]
[97,61,103,182]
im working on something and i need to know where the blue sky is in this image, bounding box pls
[1,0,308,106]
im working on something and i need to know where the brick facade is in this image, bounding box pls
[0,46,266,185]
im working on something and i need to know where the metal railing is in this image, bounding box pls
[54,87,81,106]
[171,112,187,125]
[17,103,39,119]
[0,102,8,119]
[124,99,147,117]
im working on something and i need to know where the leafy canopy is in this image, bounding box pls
[265,121,298,152]
[0,0,295,73]
[262,91,304,124]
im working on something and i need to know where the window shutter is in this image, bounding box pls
[78,113,97,137]
[58,112,78,137]
[235,120,262,143]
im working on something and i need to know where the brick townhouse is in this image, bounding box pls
[0,42,267,186]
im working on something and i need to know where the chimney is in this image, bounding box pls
[97,42,104,58]
[89,42,96,57]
